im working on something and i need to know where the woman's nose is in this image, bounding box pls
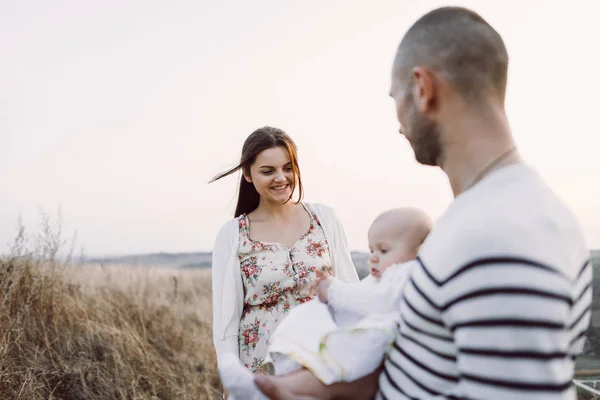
[274,171,286,181]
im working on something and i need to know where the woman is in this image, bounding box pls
[210,126,359,378]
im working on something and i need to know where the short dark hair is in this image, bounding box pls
[394,6,509,102]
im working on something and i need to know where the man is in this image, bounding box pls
[253,6,592,399]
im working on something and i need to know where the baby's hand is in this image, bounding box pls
[310,270,331,302]
[317,279,332,303]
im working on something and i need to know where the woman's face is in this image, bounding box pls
[245,146,295,204]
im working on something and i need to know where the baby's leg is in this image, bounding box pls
[265,352,303,376]
[321,314,397,383]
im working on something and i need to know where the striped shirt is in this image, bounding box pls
[378,164,592,400]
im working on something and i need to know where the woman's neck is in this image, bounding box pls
[252,199,298,221]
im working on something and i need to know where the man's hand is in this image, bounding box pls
[255,370,381,400]
[254,375,318,400]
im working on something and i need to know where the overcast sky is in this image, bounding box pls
[2,0,599,256]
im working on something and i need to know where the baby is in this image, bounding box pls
[219,207,433,400]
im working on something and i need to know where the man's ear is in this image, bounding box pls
[412,66,438,113]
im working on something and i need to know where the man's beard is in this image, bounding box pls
[404,97,443,167]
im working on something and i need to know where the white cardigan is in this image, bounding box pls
[211,203,359,367]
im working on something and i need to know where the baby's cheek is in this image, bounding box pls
[378,255,396,270]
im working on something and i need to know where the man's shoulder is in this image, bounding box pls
[420,170,588,281]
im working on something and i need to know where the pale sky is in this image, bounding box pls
[1,0,599,256]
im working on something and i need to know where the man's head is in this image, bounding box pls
[390,7,509,166]
[367,207,433,279]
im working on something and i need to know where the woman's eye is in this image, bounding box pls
[381,249,388,254]
[262,170,273,175]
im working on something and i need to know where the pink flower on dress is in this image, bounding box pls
[241,256,263,287]
[251,357,267,373]
[306,238,327,258]
[240,318,262,355]
[262,282,282,305]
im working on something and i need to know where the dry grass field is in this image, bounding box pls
[0,223,221,399]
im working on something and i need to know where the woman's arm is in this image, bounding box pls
[211,222,241,368]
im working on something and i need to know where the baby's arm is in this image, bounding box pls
[327,262,413,317]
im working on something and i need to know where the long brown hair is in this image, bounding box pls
[210,126,304,218]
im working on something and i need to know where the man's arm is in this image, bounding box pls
[437,257,592,399]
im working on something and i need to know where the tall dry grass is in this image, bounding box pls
[0,218,221,399]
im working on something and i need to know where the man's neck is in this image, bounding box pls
[439,105,522,197]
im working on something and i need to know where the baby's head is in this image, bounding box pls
[367,207,432,279]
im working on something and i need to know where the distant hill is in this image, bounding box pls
[85,249,598,281]
[85,252,213,269]
[86,251,370,275]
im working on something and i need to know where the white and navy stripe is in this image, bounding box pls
[378,256,592,400]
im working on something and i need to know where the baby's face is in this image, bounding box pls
[367,221,417,279]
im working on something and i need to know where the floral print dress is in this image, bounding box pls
[237,205,333,373]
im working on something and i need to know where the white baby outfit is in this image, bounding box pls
[264,261,415,384]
